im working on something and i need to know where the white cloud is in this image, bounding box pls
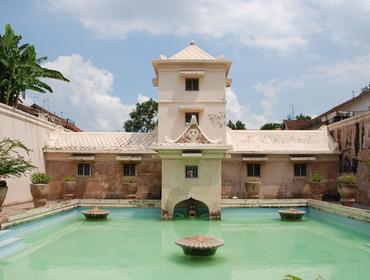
[42,0,320,53]
[304,54,370,84]
[137,94,150,103]
[28,54,134,131]
[226,86,279,129]
[225,87,244,121]
[272,54,370,90]
[313,0,370,48]
[249,82,279,128]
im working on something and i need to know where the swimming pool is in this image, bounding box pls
[0,208,369,280]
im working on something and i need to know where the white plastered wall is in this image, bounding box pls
[0,103,58,205]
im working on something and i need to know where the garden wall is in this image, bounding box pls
[329,112,370,204]
[0,103,59,205]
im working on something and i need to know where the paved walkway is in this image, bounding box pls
[0,201,62,223]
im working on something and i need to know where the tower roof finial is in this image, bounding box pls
[190,40,196,46]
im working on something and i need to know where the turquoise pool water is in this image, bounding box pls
[0,208,369,280]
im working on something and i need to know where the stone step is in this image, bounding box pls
[0,229,13,241]
[0,237,24,259]
[0,237,21,249]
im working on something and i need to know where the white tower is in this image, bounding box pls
[152,42,232,220]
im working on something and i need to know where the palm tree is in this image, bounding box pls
[0,24,69,107]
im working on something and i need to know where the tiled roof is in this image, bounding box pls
[45,127,339,154]
[283,120,313,130]
[45,131,156,153]
[169,42,215,60]
[227,128,339,154]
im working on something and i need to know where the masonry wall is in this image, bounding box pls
[45,152,341,202]
[45,153,161,199]
[329,112,370,204]
[221,154,339,199]
[0,103,58,205]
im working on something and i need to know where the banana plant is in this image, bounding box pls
[0,24,69,107]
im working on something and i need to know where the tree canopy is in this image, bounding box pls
[123,98,158,132]
[227,120,246,130]
[0,24,69,107]
[295,113,312,120]
[260,123,282,130]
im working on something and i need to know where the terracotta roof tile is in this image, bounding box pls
[45,128,339,155]
[226,128,339,154]
[45,131,156,153]
[169,42,215,60]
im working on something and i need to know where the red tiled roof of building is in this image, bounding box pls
[16,103,82,132]
[282,120,313,130]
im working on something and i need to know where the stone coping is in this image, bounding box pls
[307,199,370,223]
[221,198,307,208]
[1,199,370,229]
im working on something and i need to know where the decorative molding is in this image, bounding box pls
[176,125,211,144]
[208,112,225,128]
[116,156,142,161]
[165,115,222,144]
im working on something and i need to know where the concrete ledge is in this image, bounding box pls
[221,199,307,208]
[0,199,161,229]
[1,200,79,229]
[2,199,370,229]
[307,199,370,223]
[78,199,160,208]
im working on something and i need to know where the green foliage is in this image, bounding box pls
[360,82,370,94]
[337,174,357,186]
[284,275,302,280]
[63,175,76,182]
[309,171,327,183]
[0,138,35,180]
[0,24,69,106]
[260,122,282,130]
[227,120,246,130]
[123,98,158,132]
[31,172,51,184]
[283,275,324,280]
[295,113,312,120]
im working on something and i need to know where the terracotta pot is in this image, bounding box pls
[62,180,76,200]
[0,180,8,211]
[245,178,261,199]
[309,181,325,200]
[30,184,49,208]
[337,183,357,207]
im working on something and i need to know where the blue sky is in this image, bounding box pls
[1,0,370,131]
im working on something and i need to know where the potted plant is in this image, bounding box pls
[245,177,261,199]
[30,172,51,208]
[0,138,35,211]
[309,171,327,200]
[337,174,358,207]
[62,176,77,200]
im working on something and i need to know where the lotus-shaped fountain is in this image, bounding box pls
[175,235,224,256]
[278,208,305,221]
[81,207,110,220]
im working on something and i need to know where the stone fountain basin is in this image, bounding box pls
[81,207,110,220]
[278,208,306,221]
[175,235,224,256]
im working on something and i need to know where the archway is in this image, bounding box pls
[173,197,209,219]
